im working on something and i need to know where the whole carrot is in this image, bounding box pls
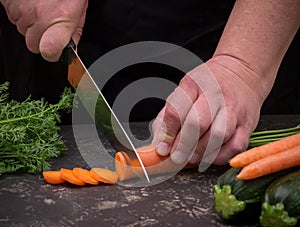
[230,132,300,167]
[236,145,300,180]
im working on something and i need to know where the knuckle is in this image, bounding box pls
[157,127,176,143]
[179,75,199,97]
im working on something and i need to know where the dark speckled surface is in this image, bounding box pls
[1,115,299,227]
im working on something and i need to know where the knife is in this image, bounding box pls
[61,40,150,183]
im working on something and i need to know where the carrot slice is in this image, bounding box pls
[43,171,66,184]
[90,168,118,184]
[60,168,86,186]
[230,132,300,167]
[236,145,300,180]
[72,168,99,185]
[115,152,137,181]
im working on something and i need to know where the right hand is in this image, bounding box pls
[0,0,88,62]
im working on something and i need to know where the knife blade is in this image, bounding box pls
[61,40,150,183]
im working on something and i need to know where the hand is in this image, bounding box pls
[0,0,88,61]
[152,55,266,167]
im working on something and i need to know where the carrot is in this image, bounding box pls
[72,168,99,185]
[115,144,184,181]
[90,168,119,184]
[115,151,138,181]
[60,168,86,186]
[230,132,300,167]
[236,145,300,180]
[43,171,66,184]
[136,144,168,167]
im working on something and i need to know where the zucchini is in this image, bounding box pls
[213,167,297,220]
[260,170,300,227]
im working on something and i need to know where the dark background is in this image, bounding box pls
[0,0,299,124]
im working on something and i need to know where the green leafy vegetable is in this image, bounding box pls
[0,82,74,175]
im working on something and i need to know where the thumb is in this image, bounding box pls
[39,23,82,62]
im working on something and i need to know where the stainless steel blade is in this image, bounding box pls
[63,40,150,183]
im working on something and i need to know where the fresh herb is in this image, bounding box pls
[0,82,74,175]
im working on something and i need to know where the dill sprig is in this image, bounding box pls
[0,82,74,175]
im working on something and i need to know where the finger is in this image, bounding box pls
[155,76,198,156]
[152,108,175,157]
[213,126,251,165]
[151,107,165,144]
[190,107,236,166]
[1,0,19,23]
[2,1,36,35]
[156,87,194,156]
[25,21,44,54]
[72,26,83,46]
[12,2,37,35]
[169,94,212,164]
[72,1,87,45]
[39,22,74,62]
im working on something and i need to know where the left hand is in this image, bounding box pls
[152,55,266,166]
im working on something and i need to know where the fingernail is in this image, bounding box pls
[157,142,170,156]
[171,150,187,165]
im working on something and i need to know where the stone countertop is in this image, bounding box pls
[1,115,300,227]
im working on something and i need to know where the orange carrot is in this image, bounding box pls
[115,151,138,181]
[90,168,119,184]
[230,132,300,167]
[137,144,168,167]
[43,171,66,184]
[72,168,99,185]
[236,145,300,180]
[115,144,184,181]
[60,168,86,186]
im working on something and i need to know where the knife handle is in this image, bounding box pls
[60,39,76,65]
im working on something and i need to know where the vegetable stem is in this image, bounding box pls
[0,102,60,124]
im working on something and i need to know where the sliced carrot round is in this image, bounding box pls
[60,168,86,186]
[90,168,118,184]
[43,171,66,184]
[115,152,137,181]
[72,168,99,185]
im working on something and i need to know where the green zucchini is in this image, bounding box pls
[213,167,297,220]
[260,170,300,227]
